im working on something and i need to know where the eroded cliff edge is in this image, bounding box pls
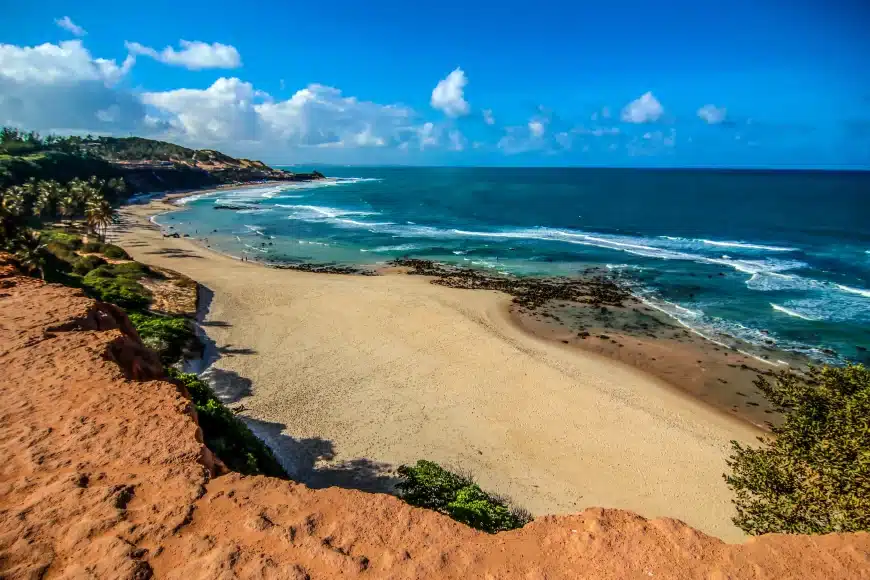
[1,269,868,579]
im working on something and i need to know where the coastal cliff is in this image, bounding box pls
[0,134,323,193]
[1,266,868,579]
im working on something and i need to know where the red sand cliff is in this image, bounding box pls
[1,268,868,579]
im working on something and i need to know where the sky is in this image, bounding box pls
[2,0,869,168]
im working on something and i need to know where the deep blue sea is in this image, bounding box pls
[155,167,870,363]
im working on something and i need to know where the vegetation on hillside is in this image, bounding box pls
[397,460,532,533]
[167,368,287,477]
[1,176,123,279]
[725,364,870,534]
[1,126,319,192]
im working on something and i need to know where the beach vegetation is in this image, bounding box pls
[166,368,287,478]
[81,263,152,309]
[725,364,870,535]
[128,312,195,364]
[101,243,130,259]
[396,460,532,533]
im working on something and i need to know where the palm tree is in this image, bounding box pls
[13,230,47,279]
[85,192,115,241]
[33,180,62,218]
[57,190,77,221]
[20,177,39,207]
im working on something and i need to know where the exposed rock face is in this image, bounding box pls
[1,271,868,579]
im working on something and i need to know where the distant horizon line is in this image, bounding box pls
[271,163,870,173]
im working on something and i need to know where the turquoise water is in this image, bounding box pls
[154,167,870,363]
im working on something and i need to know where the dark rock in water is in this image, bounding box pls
[857,346,867,352]
[391,258,630,310]
[270,262,378,276]
[822,348,836,356]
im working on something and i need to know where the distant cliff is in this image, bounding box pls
[0,261,868,579]
[0,132,323,193]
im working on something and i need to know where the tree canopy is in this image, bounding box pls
[725,364,870,535]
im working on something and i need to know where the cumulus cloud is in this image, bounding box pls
[126,40,241,70]
[142,77,263,142]
[621,91,663,123]
[142,79,429,151]
[55,16,86,37]
[482,109,495,125]
[0,40,144,132]
[431,68,469,117]
[256,84,417,148]
[448,129,466,151]
[417,122,439,149]
[528,120,545,137]
[697,104,727,124]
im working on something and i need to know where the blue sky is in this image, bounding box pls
[2,0,869,168]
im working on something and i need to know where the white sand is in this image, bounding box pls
[112,200,760,541]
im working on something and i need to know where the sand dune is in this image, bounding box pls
[112,200,761,541]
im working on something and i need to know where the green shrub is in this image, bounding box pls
[166,368,286,478]
[41,229,82,250]
[72,254,106,275]
[82,240,103,252]
[82,266,151,309]
[396,460,532,533]
[101,244,129,259]
[109,260,152,278]
[725,364,870,535]
[44,241,77,265]
[128,312,193,363]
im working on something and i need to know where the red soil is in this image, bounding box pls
[1,266,868,579]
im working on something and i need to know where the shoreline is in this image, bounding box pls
[141,189,801,429]
[108,196,767,542]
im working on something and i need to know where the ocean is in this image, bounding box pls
[155,167,870,364]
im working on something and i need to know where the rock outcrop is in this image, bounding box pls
[1,271,868,579]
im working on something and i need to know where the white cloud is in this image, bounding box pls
[621,91,663,123]
[126,40,241,70]
[55,16,86,37]
[448,129,466,151]
[143,79,425,151]
[417,122,439,149]
[142,77,262,142]
[431,68,469,117]
[528,120,545,137]
[0,40,144,132]
[0,40,133,85]
[482,108,495,125]
[256,83,416,148]
[697,104,727,124]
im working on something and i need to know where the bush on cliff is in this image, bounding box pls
[101,244,129,259]
[396,460,532,533]
[725,364,870,535]
[128,312,194,364]
[81,263,153,309]
[166,368,287,478]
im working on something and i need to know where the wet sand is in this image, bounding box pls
[110,197,765,541]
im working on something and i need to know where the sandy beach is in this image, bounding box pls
[111,196,763,541]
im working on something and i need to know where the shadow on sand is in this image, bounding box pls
[191,283,400,494]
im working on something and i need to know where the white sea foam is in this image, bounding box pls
[244,225,267,236]
[278,204,378,219]
[700,239,796,252]
[771,303,819,321]
[360,244,422,253]
[243,243,269,253]
[836,284,870,298]
[297,240,330,246]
